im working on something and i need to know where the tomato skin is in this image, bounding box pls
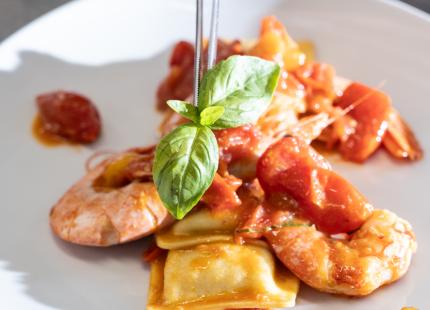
[169,41,195,67]
[156,41,195,111]
[36,91,101,144]
[257,136,372,234]
[215,125,264,180]
[335,82,391,162]
[216,125,263,164]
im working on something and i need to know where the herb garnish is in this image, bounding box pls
[153,55,280,219]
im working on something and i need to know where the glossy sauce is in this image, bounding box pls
[32,114,70,147]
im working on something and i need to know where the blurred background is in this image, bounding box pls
[0,0,429,41]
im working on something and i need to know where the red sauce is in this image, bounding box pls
[34,91,101,146]
[142,243,167,263]
[32,114,67,147]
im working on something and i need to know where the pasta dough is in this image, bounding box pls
[156,208,239,250]
[147,242,299,309]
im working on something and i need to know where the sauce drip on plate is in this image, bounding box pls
[32,113,69,147]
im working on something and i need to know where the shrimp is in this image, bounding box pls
[325,80,423,162]
[249,15,306,72]
[382,108,423,161]
[50,147,173,246]
[265,209,416,296]
[333,82,392,162]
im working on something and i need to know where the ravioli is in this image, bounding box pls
[147,242,299,309]
[156,208,240,250]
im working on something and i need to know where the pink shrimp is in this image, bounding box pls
[265,209,416,296]
[50,147,173,246]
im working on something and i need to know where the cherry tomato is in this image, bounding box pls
[36,91,101,144]
[257,136,372,234]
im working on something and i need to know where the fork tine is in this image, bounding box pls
[193,0,204,106]
[207,0,220,70]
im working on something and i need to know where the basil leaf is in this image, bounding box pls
[200,106,225,126]
[198,55,280,129]
[167,100,199,123]
[153,123,218,219]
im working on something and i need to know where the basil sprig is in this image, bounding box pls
[153,55,280,219]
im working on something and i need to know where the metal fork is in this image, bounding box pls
[193,0,220,106]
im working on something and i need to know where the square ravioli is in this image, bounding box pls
[147,242,299,309]
[155,209,239,250]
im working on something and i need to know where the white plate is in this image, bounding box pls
[1,0,429,309]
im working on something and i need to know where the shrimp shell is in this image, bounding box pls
[50,155,173,246]
[383,108,423,161]
[266,209,416,296]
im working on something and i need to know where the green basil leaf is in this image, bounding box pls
[153,123,218,219]
[198,55,281,129]
[200,106,225,126]
[166,100,199,123]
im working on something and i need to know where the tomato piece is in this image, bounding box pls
[201,173,242,210]
[169,41,194,67]
[306,170,373,234]
[257,136,330,197]
[216,124,263,164]
[156,40,242,111]
[156,41,194,111]
[36,91,101,144]
[257,136,372,234]
[334,82,391,162]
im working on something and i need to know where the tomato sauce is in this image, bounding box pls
[32,114,68,147]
